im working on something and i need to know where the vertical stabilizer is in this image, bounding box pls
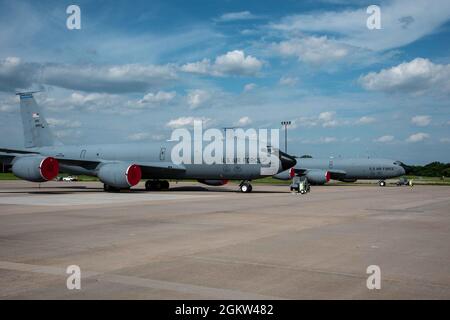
[16,92,60,148]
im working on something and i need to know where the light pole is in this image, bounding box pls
[281,121,291,153]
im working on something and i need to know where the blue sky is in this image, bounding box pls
[0,0,449,164]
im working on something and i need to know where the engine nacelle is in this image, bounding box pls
[197,179,229,186]
[305,169,331,185]
[12,156,59,182]
[97,163,142,188]
[272,168,296,180]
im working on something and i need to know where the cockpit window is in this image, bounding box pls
[393,161,401,166]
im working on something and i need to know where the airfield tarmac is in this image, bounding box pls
[0,180,449,299]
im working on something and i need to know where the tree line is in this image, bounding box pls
[408,162,450,177]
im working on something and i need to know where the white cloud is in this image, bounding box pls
[0,104,15,112]
[374,135,395,143]
[440,137,450,143]
[54,129,82,139]
[47,118,81,128]
[40,91,138,115]
[236,116,252,126]
[356,116,376,125]
[243,83,257,92]
[186,89,211,109]
[138,91,176,105]
[320,137,337,143]
[0,56,178,93]
[279,76,298,86]
[166,116,211,129]
[127,132,166,142]
[214,50,263,76]
[0,94,18,113]
[127,132,150,141]
[43,63,177,93]
[318,111,335,122]
[360,58,450,95]
[294,111,346,128]
[180,59,211,75]
[411,115,431,126]
[406,132,430,143]
[273,36,350,64]
[318,111,340,127]
[181,50,263,76]
[270,0,450,52]
[215,11,261,22]
[0,56,35,91]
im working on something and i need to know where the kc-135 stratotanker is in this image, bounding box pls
[274,157,411,187]
[0,92,296,192]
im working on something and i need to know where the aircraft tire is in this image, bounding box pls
[145,180,160,191]
[240,183,252,193]
[379,180,386,187]
[161,180,170,190]
[104,184,120,192]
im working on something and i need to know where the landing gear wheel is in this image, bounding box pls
[104,184,120,192]
[145,180,153,191]
[145,180,168,191]
[379,180,386,187]
[240,182,252,193]
[145,180,160,191]
[161,180,170,190]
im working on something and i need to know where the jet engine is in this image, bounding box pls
[305,169,331,185]
[12,156,59,182]
[272,168,296,180]
[97,163,142,188]
[197,179,229,186]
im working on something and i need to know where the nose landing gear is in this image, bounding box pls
[239,181,253,193]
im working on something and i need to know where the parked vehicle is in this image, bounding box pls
[62,176,78,182]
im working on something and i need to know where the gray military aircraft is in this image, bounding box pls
[273,157,411,186]
[0,92,296,192]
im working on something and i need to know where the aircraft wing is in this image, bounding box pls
[0,148,39,165]
[0,148,38,155]
[54,158,186,175]
[0,147,186,176]
[132,161,186,175]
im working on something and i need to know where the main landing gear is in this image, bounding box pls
[239,180,253,193]
[378,180,386,187]
[145,180,170,191]
[103,184,127,192]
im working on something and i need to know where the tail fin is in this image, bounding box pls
[16,92,60,148]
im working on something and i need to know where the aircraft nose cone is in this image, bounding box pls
[279,151,297,171]
[400,163,412,174]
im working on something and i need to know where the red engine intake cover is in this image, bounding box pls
[289,167,295,178]
[39,157,59,181]
[126,164,142,186]
[325,171,331,182]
